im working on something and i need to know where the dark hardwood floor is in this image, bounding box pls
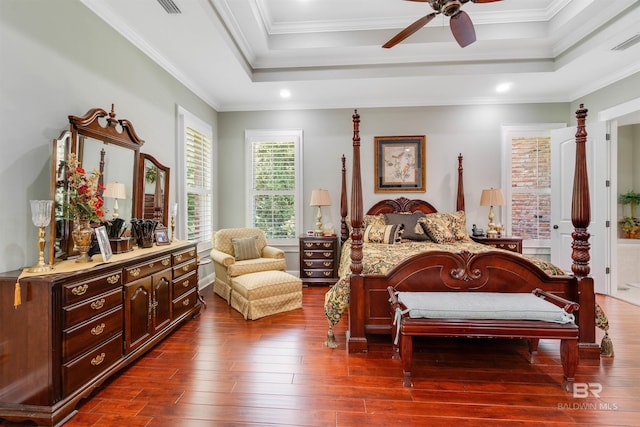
[20,285,640,426]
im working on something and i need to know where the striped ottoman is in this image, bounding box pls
[230,270,302,320]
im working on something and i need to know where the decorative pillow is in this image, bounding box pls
[420,214,455,244]
[384,211,430,241]
[363,224,403,244]
[447,210,470,241]
[231,236,261,260]
[345,214,387,237]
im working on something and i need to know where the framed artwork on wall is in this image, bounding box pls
[374,135,426,192]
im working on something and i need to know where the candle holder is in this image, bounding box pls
[28,200,54,273]
[171,203,178,242]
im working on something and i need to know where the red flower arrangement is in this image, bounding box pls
[63,153,105,222]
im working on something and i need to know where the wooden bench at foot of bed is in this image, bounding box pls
[387,287,580,391]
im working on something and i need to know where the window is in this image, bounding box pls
[245,130,303,245]
[502,124,563,247]
[177,107,214,249]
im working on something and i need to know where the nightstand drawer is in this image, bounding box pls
[301,240,336,250]
[302,259,335,269]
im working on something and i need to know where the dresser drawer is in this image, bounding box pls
[173,258,197,279]
[124,255,171,282]
[62,270,122,306]
[62,333,122,396]
[302,269,335,279]
[62,306,123,362]
[301,240,336,251]
[63,287,123,328]
[172,270,197,299]
[172,247,197,265]
[301,259,335,270]
[302,250,335,260]
[172,288,196,320]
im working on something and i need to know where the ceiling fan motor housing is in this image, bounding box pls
[430,0,462,16]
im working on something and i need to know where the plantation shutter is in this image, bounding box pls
[186,126,212,243]
[250,140,297,240]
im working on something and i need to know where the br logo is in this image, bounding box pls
[573,382,602,398]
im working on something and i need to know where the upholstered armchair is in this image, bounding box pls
[210,228,286,302]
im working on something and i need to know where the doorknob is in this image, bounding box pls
[553,225,559,229]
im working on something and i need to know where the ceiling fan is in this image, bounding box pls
[382,0,502,49]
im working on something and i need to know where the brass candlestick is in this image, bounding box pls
[28,200,54,273]
[171,214,176,242]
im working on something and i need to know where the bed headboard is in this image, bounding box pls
[366,197,438,215]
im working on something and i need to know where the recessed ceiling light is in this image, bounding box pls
[496,82,512,93]
[280,89,291,98]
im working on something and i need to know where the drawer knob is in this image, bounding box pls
[305,272,313,277]
[323,243,332,248]
[71,284,88,296]
[91,352,106,366]
[91,323,105,336]
[130,268,141,277]
[305,251,312,257]
[305,261,313,267]
[90,298,106,310]
[107,274,120,284]
[182,265,190,272]
[182,280,190,288]
[162,259,170,266]
[305,242,313,248]
[176,254,183,261]
[323,272,332,277]
[182,298,190,306]
[323,252,332,258]
[323,262,331,267]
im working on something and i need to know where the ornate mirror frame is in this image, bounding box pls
[137,153,170,227]
[49,105,144,264]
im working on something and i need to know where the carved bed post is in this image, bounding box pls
[340,155,348,243]
[571,104,600,362]
[348,109,367,352]
[456,153,465,212]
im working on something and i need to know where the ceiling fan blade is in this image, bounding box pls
[471,0,503,3]
[450,10,476,47]
[383,12,437,48]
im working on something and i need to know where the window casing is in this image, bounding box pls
[177,107,214,250]
[245,130,303,246]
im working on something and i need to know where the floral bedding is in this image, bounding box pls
[323,238,567,327]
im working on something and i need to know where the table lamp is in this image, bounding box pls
[480,188,505,238]
[310,189,331,235]
[103,182,126,219]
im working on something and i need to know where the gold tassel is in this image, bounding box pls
[14,281,21,308]
[325,327,338,348]
[600,332,614,357]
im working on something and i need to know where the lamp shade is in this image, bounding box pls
[480,188,505,206]
[103,182,127,199]
[310,189,331,207]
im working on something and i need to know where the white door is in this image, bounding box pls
[550,122,609,294]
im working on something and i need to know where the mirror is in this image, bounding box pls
[137,153,170,227]
[49,105,144,264]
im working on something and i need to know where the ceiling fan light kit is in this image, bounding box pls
[383,0,502,49]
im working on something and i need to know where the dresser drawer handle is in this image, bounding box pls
[182,298,190,306]
[130,268,141,277]
[304,242,314,248]
[182,280,190,288]
[91,323,106,336]
[162,259,170,266]
[323,262,331,267]
[176,254,183,262]
[323,252,332,258]
[91,298,106,310]
[107,274,120,284]
[149,262,155,268]
[71,284,88,296]
[182,265,190,272]
[90,352,106,366]
[323,271,332,277]
[323,243,332,248]
[305,272,313,277]
[304,261,313,267]
[189,250,195,256]
[304,251,312,257]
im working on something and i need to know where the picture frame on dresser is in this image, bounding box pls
[374,135,426,193]
[155,227,169,245]
[95,225,113,261]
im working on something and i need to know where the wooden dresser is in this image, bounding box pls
[299,235,339,286]
[0,242,200,426]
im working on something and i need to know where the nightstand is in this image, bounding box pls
[299,235,339,286]
[471,236,523,253]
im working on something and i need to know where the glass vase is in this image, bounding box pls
[72,219,94,263]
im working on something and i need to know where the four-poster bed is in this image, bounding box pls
[324,105,601,365]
